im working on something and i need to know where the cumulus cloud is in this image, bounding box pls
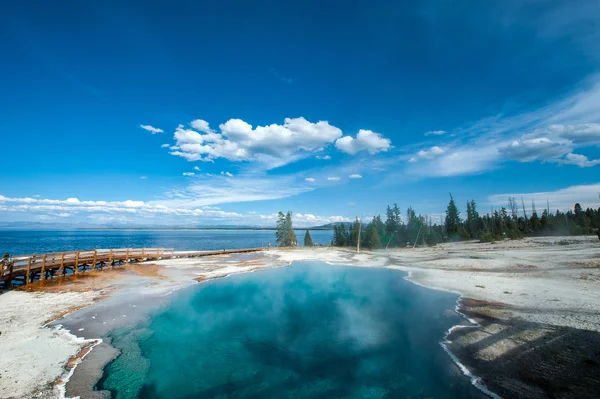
[416,146,447,160]
[349,174,362,179]
[182,172,195,176]
[193,166,201,171]
[335,129,392,155]
[327,177,340,181]
[190,119,214,134]
[140,124,164,134]
[161,144,170,148]
[545,123,600,146]
[305,177,316,182]
[259,212,350,227]
[559,153,600,167]
[499,137,572,162]
[316,155,332,160]
[425,130,446,136]
[169,117,344,168]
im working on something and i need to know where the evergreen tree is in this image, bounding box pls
[275,211,288,246]
[350,218,361,246]
[362,223,382,249]
[275,211,296,246]
[466,200,480,238]
[304,230,313,247]
[445,194,461,238]
[286,212,297,246]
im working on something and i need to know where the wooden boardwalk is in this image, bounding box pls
[0,247,264,288]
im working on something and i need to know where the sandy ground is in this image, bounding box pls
[0,291,98,399]
[0,236,598,398]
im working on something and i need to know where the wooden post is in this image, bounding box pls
[109,249,113,267]
[25,257,32,285]
[74,251,80,274]
[7,258,14,288]
[60,252,65,275]
[141,248,145,261]
[40,254,47,281]
[126,248,130,263]
[92,250,97,270]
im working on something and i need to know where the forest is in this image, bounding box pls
[330,195,600,249]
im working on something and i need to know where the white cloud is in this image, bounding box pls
[401,77,600,178]
[416,146,447,160]
[499,137,571,162]
[316,155,332,160]
[161,144,170,148]
[559,153,600,167]
[169,117,343,168]
[182,172,195,176]
[406,143,502,177]
[140,176,148,180]
[220,171,233,177]
[193,166,201,171]
[349,174,362,179]
[545,123,600,146]
[488,183,600,212]
[335,129,392,155]
[259,212,350,227]
[305,177,316,182]
[140,124,164,134]
[157,173,316,208]
[425,130,446,136]
[190,119,214,134]
[327,177,340,181]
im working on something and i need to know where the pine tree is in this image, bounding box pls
[350,218,361,246]
[275,211,288,246]
[286,212,297,246]
[275,211,296,246]
[304,230,313,247]
[362,223,382,249]
[445,194,461,239]
[466,200,480,238]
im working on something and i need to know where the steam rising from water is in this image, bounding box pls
[98,262,485,398]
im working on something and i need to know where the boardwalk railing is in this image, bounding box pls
[0,248,174,288]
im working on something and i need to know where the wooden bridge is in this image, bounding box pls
[0,247,264,288]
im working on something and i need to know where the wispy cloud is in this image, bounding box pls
[305,177,316,182]
[270,68,294,84]
[327,177,340,181]
[424,130,446,136]
[349,174,362,179]
[182,172,195,176]
[402,76,600,177]
[140,124,164,134]
[488,183,600,212]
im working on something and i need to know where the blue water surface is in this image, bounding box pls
[97,262,484,399]
[0,229,333,255]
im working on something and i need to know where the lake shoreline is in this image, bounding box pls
[1,236,599,398]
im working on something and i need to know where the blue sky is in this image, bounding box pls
[1,0,600,227]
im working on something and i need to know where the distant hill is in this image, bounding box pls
[309,222,365,230]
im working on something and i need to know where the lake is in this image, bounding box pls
[0,229,334,255]
[95,262,484,399]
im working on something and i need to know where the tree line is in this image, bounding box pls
[331,195,600,249]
